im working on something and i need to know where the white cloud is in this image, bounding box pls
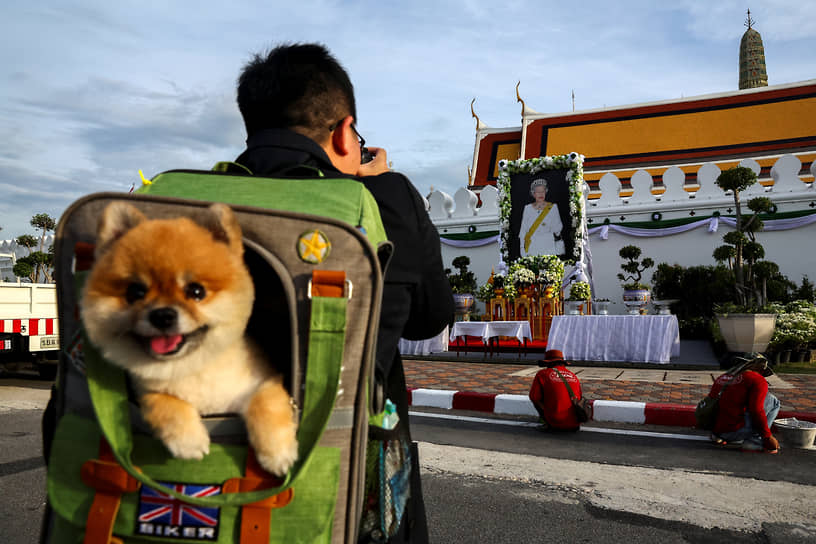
[1,0,813,241]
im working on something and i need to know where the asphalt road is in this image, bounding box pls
[412,411,816,542]
[3,372,816,543]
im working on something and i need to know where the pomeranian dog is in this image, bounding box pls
[80,201,298,476]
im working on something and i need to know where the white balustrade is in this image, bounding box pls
[595,172,621,208]
[478,185,499,216]
[425,155,814,221]
[771,154,805,193]
[628,170,654,205]
[452,187,478,218]
[659,166,689,201]
[738,157,761,176]
[692,163,722,199]
[428,190,454,220]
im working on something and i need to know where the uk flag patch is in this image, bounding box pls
[135,481,221,540]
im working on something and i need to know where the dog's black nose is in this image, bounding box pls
[149,307,178,330]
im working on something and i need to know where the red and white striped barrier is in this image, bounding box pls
[407,388,816,426]
[0,318,58,336]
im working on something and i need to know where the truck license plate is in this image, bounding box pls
[40,336,59,348]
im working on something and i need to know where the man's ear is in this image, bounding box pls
[329,115,355,157]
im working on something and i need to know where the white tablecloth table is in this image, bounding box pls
[547,315,680,364]
[449,321,532,356]
[398,326,449,356]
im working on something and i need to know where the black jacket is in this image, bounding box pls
[236,129,454,407]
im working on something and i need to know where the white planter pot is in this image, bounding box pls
[594,301,611,315]
[564,300,585,315]
[716,313,777,353]
[622,289,650,315]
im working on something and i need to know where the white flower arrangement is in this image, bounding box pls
[497,153,586,264]
[567,281,592,301]
[509,267,536,286]
[768,301,816,350]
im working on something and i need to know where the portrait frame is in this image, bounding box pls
[497,153,586,265]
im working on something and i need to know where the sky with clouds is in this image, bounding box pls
[1,0,814,241]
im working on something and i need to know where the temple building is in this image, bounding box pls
[429,13,816,312]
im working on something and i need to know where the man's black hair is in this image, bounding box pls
[237,43,357,143]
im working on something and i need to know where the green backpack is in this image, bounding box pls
[43,166,393,543]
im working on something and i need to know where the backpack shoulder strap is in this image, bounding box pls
[553,368,578,401]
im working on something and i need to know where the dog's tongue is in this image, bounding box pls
[150,335,183,355]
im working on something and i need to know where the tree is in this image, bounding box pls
[796,276,816,303]
[714,167,773,306]
[28,213,56,283]
[446,256,478,294]
[712,245,735,268]
[16,234,37,252]
[30,213,57,251]
[617,245,654,289]
[12,257,35,283]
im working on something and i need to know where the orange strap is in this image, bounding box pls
[223,448,294,544]
[80,440,140,544]
[310,270,346,298]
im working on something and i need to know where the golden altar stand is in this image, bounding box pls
[485,288,563,341]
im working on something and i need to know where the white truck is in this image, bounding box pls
[0,281,60,379]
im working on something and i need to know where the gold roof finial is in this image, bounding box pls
[470,98,483,130]
[516,81,526,116]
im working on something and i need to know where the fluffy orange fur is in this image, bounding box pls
[80,202,298,476]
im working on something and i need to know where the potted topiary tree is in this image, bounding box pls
[713,166,777,354]
[446,255,478,320]
[617,245,654,314]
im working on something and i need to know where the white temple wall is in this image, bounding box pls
[429,153,816,315]
[586,226,816,313]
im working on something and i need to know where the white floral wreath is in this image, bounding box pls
[497,152,586,264]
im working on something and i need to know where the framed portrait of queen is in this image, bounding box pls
[497,154,586,265]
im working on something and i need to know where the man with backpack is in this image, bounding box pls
[709,354,781,453]
[234,42,454,543]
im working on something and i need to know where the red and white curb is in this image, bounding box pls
[407,388,816,427]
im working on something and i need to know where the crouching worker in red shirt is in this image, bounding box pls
[528,349,582,431]
[709,354,781,454]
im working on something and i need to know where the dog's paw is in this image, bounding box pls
[140,393,211,461]
[254,430,299,477]
[244,379,300,476]
[159,420,211,460]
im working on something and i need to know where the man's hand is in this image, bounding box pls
[356,147,389,177]
[763,435,779,453]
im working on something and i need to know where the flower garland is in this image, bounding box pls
[497,152,585,264]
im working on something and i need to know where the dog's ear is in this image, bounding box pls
[95,202,147,258]
[201,203,244,256]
